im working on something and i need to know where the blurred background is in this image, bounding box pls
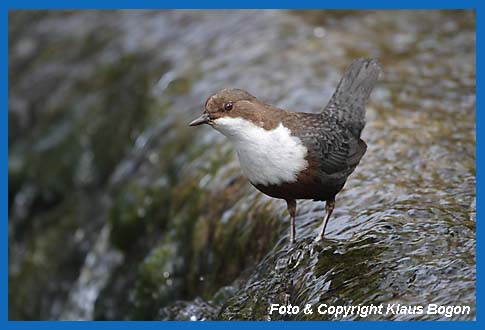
[8,10,475,320]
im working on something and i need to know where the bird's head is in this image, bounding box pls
[189,89,280,138]
[189,89,281,140]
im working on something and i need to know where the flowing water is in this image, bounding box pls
[8,10,475,320]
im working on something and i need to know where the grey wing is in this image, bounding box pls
[323,58,381,138]
[298,121,367,175]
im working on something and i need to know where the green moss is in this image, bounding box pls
[133,243,182,319]
[8,198,88,320]
[109,180,170,252]
[165,77,192,95]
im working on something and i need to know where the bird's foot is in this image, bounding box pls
[287,249,303,267]
[286,239,297,257]
[313,235,322,243]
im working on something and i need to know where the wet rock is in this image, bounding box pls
[159,297,219,321]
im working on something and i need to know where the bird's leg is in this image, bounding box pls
[315,199,335,242]
[286,199,297,245]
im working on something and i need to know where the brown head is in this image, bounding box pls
[189,89,280,130]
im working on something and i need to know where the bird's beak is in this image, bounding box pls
[189,113,210,126]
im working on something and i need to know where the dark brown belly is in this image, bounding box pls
[253,174,347,202]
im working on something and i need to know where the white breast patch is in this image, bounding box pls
[212,117,308,186]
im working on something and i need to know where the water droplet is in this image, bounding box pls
[313,27,326,38]
[137,208,146,217]
[148,152,159,164]
[135,135,148,149]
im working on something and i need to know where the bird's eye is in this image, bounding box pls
[224,102,233,111]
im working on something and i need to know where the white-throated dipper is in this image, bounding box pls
[189,58,380,243]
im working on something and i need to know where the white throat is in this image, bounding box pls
[212,117,308,186]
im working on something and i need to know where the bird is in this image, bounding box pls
[189,58,380,244]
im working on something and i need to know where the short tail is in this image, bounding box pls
[323,58,381,137]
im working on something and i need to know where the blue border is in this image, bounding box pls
[476,1,481,325]
[1,322,483,329]
[2,0,479,9]
[2,1,6,327]
[3,0,480,328]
